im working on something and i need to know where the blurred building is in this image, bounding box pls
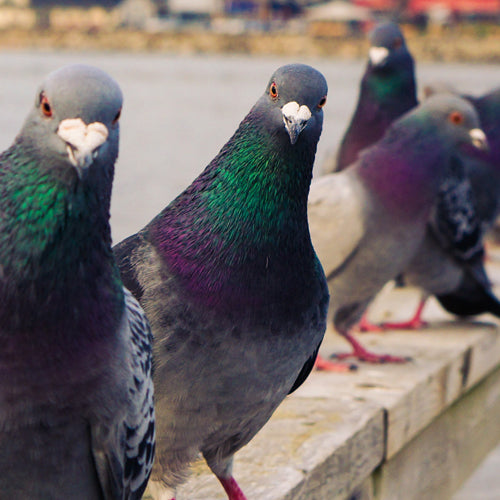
[0,0,34,28]
[30,0,121,5]
[0,0,498,32]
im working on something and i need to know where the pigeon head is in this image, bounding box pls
[0,64,124,290]
[20,64,123,178]
[150,64,328,309]
[257,63,328,146]
[419,94,488,151]
[368,22,409,69]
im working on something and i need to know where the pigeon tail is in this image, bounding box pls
[436,284,500,318]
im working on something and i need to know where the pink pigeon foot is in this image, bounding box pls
[358,312,385,333]
[381,298,428,330]
[218,476,248,500]
[332,332,411,364]
[314,353,358,372]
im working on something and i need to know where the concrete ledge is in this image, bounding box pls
[179,392,384,499]
[174,257,500,500]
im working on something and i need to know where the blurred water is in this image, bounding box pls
[0,51,497,242]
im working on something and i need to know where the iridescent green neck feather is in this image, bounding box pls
[0,140,123,331]
[150,105,321,310]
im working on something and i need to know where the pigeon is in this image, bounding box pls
[113,64,329,500]
[381,88,500,329]
[323,21,418,174]
[379,85,500,329]
[423,84,500,233]
[308,94,487,368]
[0,64,155,498]
[463,86,500,232]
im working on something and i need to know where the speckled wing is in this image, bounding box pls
[429,155,484,264]
[308,171,366,280]
[122,288,155,498]
[91,288,155,499]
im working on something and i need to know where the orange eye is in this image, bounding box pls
[112,107,122,124]
[40,93,52,118]
[449,111,464,125]
[318,96,327,109]
[269,82,278,99]
[393,37,403,49]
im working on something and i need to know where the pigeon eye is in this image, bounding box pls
[269,82,278,100]
[40,94,53,118]
[112,107,122,124]
[393,37,403,49]
[317,96,327,109]
[449,111,464,125]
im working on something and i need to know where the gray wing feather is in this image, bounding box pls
[91,288,155,499]
[308,172,366,279]
[122,287,155,499]
[430,156,484,263]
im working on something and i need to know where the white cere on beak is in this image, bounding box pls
[282,101,312,145]
[369,46,390,66]
[469,128,488,151]
[57,118,109,171]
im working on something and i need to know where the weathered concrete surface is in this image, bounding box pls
[177,396,384,500]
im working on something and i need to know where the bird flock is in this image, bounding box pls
[0,20,499,500]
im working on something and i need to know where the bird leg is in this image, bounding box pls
[380,297,428,330]
[332,331,410,364]
[217,476,248,500]
[314,353,358,372]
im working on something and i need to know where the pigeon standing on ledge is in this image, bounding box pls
[0,65,155,499]
[114,64,329,500]
[308,95,487,369]
[324,21,417,174]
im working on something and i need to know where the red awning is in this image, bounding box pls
[410,0,500,13]
[353,0,500,13]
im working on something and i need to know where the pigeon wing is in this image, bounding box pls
[308,171,366,280]
[91,288,155,500]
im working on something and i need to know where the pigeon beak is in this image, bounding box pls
[282,101,312,145]
[57,118,109,176]
[469,128,489,151]
[369,46,389,66]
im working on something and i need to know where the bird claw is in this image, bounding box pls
[314,354,358,372]
[339,332,411,364]
[358,319,386,333]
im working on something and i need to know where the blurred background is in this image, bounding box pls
[0,1,498,60]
